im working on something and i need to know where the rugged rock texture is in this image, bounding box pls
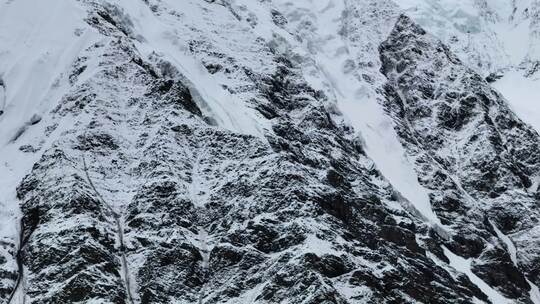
[380,15,540,302]
[0,0,539,303]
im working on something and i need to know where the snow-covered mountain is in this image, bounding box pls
[397,0,540,134]
[0,0,539,303]
[397,0,540,75]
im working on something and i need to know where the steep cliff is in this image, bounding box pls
[0,0,539,303]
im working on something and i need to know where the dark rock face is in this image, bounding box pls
[1,1,539,304]
[380,14,540,302]
[16,153,127,303]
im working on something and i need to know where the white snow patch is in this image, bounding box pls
[489,219,518,265]
[528,279,540,304]
[197,228,211,271]
[487,220,540,304]
[528,176,540,193]
[300,234,340,255]
[443,246,511,304]
[334,280,372,303]
[493,70,540,134]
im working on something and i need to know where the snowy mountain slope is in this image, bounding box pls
[271,0,443,226]
[274,0,540,302]
[396,0,540,76]
[0,0,539,303]
[380,15,540,302]
[395,0,540,138]
[0,0,104,300]
[6,1,470,302]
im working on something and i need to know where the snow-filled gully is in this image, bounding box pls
[197,228,211,304]
[442,246,511,304]
[188,142,213,304]
[7,221,30,304]
[274,0,444,228]
[389,72,507,303]
[82,152,136,304]
[489,220,540,304]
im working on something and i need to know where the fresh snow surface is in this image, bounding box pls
[494,20,532,64]
[340,97,443,226]
[443,246,511,304]
[0,0,97,146]
[493,70,540,134]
